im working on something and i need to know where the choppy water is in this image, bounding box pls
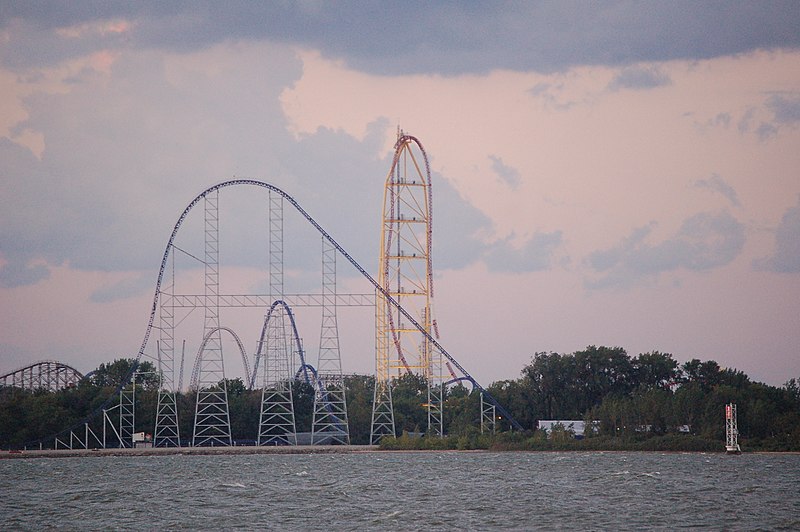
[2,451,798,530]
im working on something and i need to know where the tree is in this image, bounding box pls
[91,358,160,390]
[573,346,633,412]
[391,373,428,434]
[522,351,579,420]
[682,358,721,391]
[344,374,375,444]
[443,384,480,435]
[292,380,315,433]
[783,378,799,405]
[632,351,680,390]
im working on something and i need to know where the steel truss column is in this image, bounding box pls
[257,196,296,445]
[312,237,350,445]
[155,251,181,447]
[370,286,395,443]
[481,392,496,434]
[269,192,284,300]
[193,190,232,446]
[120,382,135,448]
[257,305,297,445]
[725,403,740,452]
[425,308,445,438]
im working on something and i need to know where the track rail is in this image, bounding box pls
[250,299,311,389]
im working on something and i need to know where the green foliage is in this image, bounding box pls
[503,347,800,451]
[92,358,160,391]
[344,374,375,445]
[1,353,798,452]
[391,373,429,434]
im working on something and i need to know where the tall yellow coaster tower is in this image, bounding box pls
[371,131,444,443]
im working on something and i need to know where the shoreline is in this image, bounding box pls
[0,444,380,459]
[3,445,799,460]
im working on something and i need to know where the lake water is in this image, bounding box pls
[2,451,798,530]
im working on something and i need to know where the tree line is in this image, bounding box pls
[486,346,800,450]
[1,348,798,450]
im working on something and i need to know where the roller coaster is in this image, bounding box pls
[4,132,522,449]
[0,361,85,392]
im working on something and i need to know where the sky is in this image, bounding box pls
[1,1,799,388]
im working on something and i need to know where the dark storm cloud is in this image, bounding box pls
[2,1,799,74]
[0,43,491,289]
[755,195,800,273]
[586,211,745,289]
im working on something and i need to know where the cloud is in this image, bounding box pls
[740,93,800,140]
[488,155,521,190]
[586,211,745,289]
[738,107,756,134]
[694,112,732,132]
[89,274,152,303]
[766,93,800,125]
[694,174,741,207]
[757,122,780,141]
[527,81,576,110]
[2,3,799,75]
[483,231,563,273]
[279,122,491,275]
[609,65,671,91]
[0,45,304,286]
[0,260,49,288]
[755,195,800,273]
[0,42,494,289]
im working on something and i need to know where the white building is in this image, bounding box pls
[537,420,599,439]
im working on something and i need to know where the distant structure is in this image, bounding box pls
[725,403,741,453]
[0,360,84,392]
[15,139,526,450]
[537,420,598,439]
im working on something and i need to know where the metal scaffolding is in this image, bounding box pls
[119,382,135,448]
[27,167,527,449]
[725,403,741,453]
[0,360,84,391]
[481,392,496,434]
[193,191,232,446]
[155,249,181,447]
[372,132,443,442]
[312,238,350,444]
[256,302,297,445]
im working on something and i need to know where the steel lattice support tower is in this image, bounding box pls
[257,304,298,445]
[256,196,297,445]
[725,403,740,452]
[312,237,350,445]
[269,192,284,300]
[481,392,496,434]
[371,132,444,443]
[371,278,395,443]
[154,251,181,447]
[119,383,135,448]
[193,191,232,446]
